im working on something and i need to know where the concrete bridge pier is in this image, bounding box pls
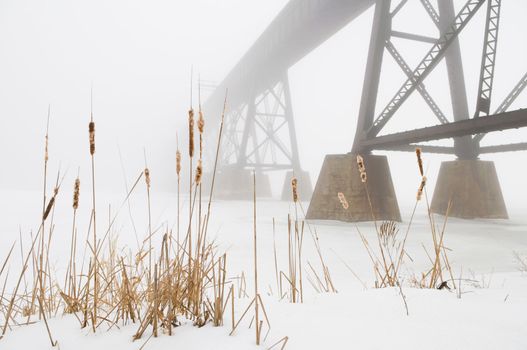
[306,153,401,222]
[430,159,508,219]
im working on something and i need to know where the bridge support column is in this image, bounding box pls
[211,167,272,200]
[431,160,507,219]
[306,154,401,222]
[281,170,312,201]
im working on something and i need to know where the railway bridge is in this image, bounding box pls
[203,0,527,221]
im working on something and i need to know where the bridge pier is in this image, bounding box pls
[211,167,272,199]
[431,159,508,219]
[306,154,401,222]
[281,170,313,201]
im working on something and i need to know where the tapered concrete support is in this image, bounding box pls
[281,170,313,201]
[209,167,272,199]
[306,154,401,222]
[431,160,508,219]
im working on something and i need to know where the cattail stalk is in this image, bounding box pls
[188,108,194,278]
[37,108,50,320]
[144,167,152,280]
[66,177,80,297]
[252,171,260,345]
[89,103,98,330]
[197,105,204,264]
[176,147,181,245]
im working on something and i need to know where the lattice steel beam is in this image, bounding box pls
[474,0,501,117]
[230,75,300,171]
[473,71,527,143]
[494,72,527,114]
[420,0,440,28]
[385,41,449,125]
[374,144,456,154]
[390,31,437,44]
[362,109,527,150]
[479,142,527,153]
[391,0,409,18]
[367,0,485,138]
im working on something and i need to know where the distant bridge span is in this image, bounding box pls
[204,0,375,118]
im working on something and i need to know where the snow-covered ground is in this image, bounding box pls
[1,189,527,349]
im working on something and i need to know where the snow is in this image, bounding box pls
[1,190,527,349]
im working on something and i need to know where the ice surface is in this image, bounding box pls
[1,190,527,349]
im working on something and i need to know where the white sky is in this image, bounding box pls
[1,0,526,211]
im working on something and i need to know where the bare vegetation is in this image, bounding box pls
[0,91,267,348]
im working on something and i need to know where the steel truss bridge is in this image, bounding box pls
[203,0,527,219]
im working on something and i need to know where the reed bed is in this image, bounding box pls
[0,90,290,348]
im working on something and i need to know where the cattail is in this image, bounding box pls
[176,150,181,177]
[195,160,202,185]
[357,155,367,183]
[416,147,424,176]
[291,177,298,203]
[73,178,80,210]
[89,121,95,155]
[144,168,151,189]
[43,187,58,221]
[44,135,49,162]
[356,155,365,173]
[337,192,349,210]
[417,176,427,201]
[198,111,204,135]
[188,109,195,158]
[43,197,55,221]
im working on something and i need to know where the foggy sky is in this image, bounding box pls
[1,0,527,214]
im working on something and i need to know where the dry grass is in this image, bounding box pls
[335,149,456,315]
[0,90,289,348]
[271,175,336,302]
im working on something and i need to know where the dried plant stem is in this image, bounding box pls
[144,165,152,283]
[252,171,260,345]
[89,112,98,330]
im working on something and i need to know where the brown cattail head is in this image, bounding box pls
[176,150,181,177]
[337,192,349,210]
[89,121,95,155]
[195,160,202,185]
[43,191,57,221]
[417,176,427,201]
[144,168,151,189]
[73,178,80,210]
[356,155,367,183]
[198,110,204,134]
[188,109,195,158]
[416,147,424,176]
[291,177,298,203]
[356,155,365,173]
[44,135,49,162]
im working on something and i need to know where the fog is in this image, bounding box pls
[1,0,527,215]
